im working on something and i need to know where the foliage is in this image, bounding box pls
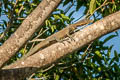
[0,0,120,80]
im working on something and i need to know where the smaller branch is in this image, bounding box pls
[29,39,45,43]
[28,28,50,43]
[27,73,35,80]
[81,42,93,62]
[41,64,55,72]
[83,47,93,62]
[28,28,44,50]
[17,17,25,20]
[18,4,24,16]
[29,28,49,49]
[34,28,49,39]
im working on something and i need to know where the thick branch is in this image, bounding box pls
[0,0,61,68]
[1,11,120,80]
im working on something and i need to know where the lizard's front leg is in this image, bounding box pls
[66,33,75,41]
[66,28,76,41]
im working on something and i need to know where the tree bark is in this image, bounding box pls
[0,0,61,68]
[1,11,120,80]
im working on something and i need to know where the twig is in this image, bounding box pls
[18,4,24,16]
[34,28,49,40]
[41,64,55,72]
[28,28,49,50]
[17,17,25,20]
[29,28,48,50]
[27,73,35,80]
[29,39,45,43]
[81,42,93,62]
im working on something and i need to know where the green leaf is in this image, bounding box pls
[98,67,101,72]
[15,8,19,13]
[51,25,56,32]
[53,14,61,20]
[106,45,113,57]
[106,50,111,58]
[95,50,102,58]
[55,74,60,80]
[2,20,7,27]
[89,0,96,15]
[113,63,119,72]
[112,3,116,12]
[20,48,27,54]
[91,63,95,68]
[103,35,117,44]
[45,20,51,27]
[109,58,115,65]
[31,3,37,6]
[96,0,101,6]
[68,10,75,18]
[60,14,70,20]
[59,69,63,73]
[104,56,108,64]
[114,50,119,62]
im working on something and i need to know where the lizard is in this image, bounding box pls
[22,19,93,60]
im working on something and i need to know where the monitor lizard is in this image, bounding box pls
[22,19,93,60]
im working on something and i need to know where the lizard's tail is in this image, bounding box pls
[21,40,49,60]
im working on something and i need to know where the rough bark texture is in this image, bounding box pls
[1,11,120,80]
[0,0,61,68]
[0,67,39,80]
